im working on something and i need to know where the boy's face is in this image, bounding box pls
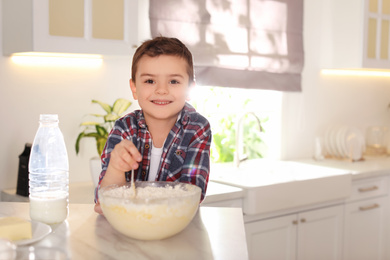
[130,55,193,124]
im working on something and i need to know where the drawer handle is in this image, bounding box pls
[358,186,378,192]
[359,204,379,211]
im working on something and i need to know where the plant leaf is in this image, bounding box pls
[83,132,102,138]
[104,113,120,122]
[112,98,132,115]
[75,132,85,154]
[92,100,112,114]
[95,125,108,137]
[96,137,107,156]
[89,113,105,118]
[80,121,101,126]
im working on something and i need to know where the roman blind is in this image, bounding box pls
[149,0,304,91]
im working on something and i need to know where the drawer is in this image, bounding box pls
[347,177,389,202]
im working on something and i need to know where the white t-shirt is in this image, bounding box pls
[148,115,180,181]
[148,143,163,181]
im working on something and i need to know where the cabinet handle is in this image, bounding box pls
[292,220,298,225]
[300,218,306,223]
[358,186,378,192]
[359,203,379,211]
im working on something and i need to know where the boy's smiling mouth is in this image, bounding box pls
[152,100,172,105]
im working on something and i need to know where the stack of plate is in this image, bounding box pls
[323,125,365,161]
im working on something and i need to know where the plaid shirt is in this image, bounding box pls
[95,102,212,202]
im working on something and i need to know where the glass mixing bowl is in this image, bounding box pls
[98,181,201,240]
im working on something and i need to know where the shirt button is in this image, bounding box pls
[145,144,150,149]
[142,170,146,177]
[176,150,182,156]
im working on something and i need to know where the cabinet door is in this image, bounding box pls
[245,214,297,260]
[33,0,141,55]
[297,205,344,260]
[3,0,150,55]
[343,196,388,260]
[363,0,390,68]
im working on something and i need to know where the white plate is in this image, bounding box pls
[333,125,345,158]
[323,126,332,156]
[325,126,337,157]
[16,220,52,246]
[344,127,364,161]
[328,126,340,157]
[0,216,52,246]
[336,126,348,158]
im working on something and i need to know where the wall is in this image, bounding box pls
[0,1,140,195]
[1,0,390,195]
[281,0,390,160]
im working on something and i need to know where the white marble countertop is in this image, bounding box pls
[1,181,244,205]
[201,181,244,204]
[296,156,390,180]
[0,202,248,260]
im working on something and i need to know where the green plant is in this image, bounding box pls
[211,113,268,163]
[190,86,268,163]
[75,98,132,156]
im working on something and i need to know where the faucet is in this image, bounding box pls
[234,112,263,168]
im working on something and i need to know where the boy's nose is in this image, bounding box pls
[155,83,168,94]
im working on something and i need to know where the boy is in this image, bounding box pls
[94,37,212,214]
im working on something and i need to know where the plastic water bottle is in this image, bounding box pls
[29,114,69,224]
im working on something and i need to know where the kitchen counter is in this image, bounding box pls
[1,180,244,205]
[202,181,244,204]
[0,202,248,260]
[1,182,95,203]
[296,156,390,180]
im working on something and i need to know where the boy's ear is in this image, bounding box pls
[129,79,138,100]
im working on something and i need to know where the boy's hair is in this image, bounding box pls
[131,36,195,84]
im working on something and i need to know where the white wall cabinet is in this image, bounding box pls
[2,0,150,56]
[245,205,344,260]
[324,0,390,69]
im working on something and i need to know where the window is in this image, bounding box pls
[150,0,304,91]
[190,86,282,163]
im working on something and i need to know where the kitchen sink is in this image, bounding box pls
[210,159,351,215]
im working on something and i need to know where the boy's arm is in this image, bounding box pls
[94,117,141,214]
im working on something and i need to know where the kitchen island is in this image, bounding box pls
[0,202,248,260]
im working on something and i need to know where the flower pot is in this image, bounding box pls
[89,157,102,188]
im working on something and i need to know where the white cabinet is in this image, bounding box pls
[2,0,150,56]
[297,206,344,260]
[343,197,388,260]
[245,205,344,260]
[245,214,296,260]
[324,0,390,69]
[343,177,389,260]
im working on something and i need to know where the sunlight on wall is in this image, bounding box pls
[321,69,390,77]
[11,52,103,68]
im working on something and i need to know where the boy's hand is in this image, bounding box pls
[94,202,104,215]
[99,139,142,202]
[109,139,142,172]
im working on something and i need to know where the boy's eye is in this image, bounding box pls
[170,79,180,84]
[145,79,154,84]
